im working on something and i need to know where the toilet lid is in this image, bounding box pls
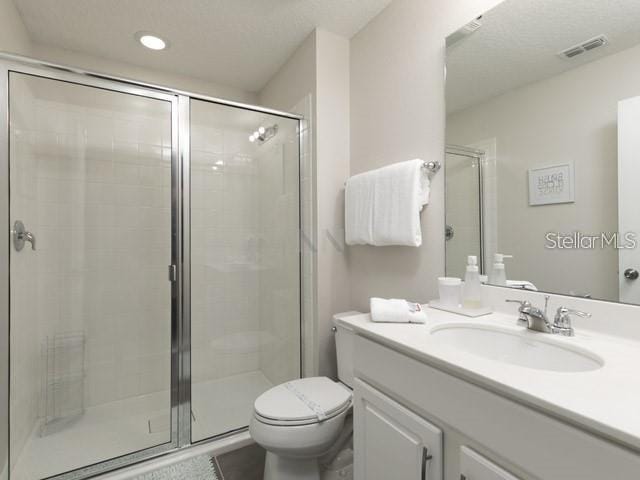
[254,377,352,424]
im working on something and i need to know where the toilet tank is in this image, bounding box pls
[333,312,359,388]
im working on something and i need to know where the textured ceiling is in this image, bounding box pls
[13,0,393,93]
[446,0,640,114]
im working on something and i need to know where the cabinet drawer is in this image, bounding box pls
[460,446,519,480]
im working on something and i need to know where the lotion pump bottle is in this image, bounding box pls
[462,255,483,309]
[488,253,513,286]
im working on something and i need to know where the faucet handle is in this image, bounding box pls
[555,306,591,320]
[505,299,531,324]
[505,299,530,308]
[552,307,591,336]
[543,295,550,316]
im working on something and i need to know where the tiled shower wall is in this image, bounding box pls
[10,75,172,462]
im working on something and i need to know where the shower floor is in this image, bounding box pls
[191,371,273,442]
[11,371,273,480]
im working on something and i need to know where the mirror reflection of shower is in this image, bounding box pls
[445,144,486,279]
[249,124,278,144]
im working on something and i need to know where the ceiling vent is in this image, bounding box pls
[463,17,483,34]
[447,16,483,47]
[559,35,609,59]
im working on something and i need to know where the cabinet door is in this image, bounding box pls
[460,446,520,480]
[354,379,443,480]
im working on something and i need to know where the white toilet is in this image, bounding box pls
[250,317,355,480]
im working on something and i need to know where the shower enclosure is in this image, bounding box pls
[444,145,485,278]
[0,55,302,480]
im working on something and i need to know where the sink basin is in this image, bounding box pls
[431,324,603,372]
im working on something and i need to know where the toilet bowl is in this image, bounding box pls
[250,315,356,480]
[250,377,351,480]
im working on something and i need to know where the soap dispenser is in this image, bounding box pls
[488,253,513,286]
[462,255,483,309]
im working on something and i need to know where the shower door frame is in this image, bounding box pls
[0,58,184,480]
[444,144,486,275]
[0,53,305,480]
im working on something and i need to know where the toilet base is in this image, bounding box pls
[264,452,320,480]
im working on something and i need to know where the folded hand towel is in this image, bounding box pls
[370,297,427,324]
[506,280,538,291]
[345,159,430,247]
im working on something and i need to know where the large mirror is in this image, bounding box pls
[445,0,640,305]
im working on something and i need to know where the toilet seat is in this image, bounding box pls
[254,377,352,427]
[254,401,351,426]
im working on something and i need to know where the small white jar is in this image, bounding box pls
[438,277,462,307]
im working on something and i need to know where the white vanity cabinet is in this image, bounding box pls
[351,333,640,480]
[353,378,443,480]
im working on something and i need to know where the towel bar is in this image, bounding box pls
[423,161,441,173]
[343,160,441,186]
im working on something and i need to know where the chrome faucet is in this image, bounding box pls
[505,297,591,337]
[506,295,551,333]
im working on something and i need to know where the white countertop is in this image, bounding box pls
[337,307,640,452]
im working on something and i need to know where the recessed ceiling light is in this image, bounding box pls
[136,32,168,51]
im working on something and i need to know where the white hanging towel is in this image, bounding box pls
[345,159,430,247]
[344,167,376,245]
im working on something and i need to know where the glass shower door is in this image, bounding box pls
[189,99,301,442]
[8,72,177,480]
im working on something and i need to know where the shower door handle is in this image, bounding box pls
[445,224,454,241]
[12,220,36,251]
